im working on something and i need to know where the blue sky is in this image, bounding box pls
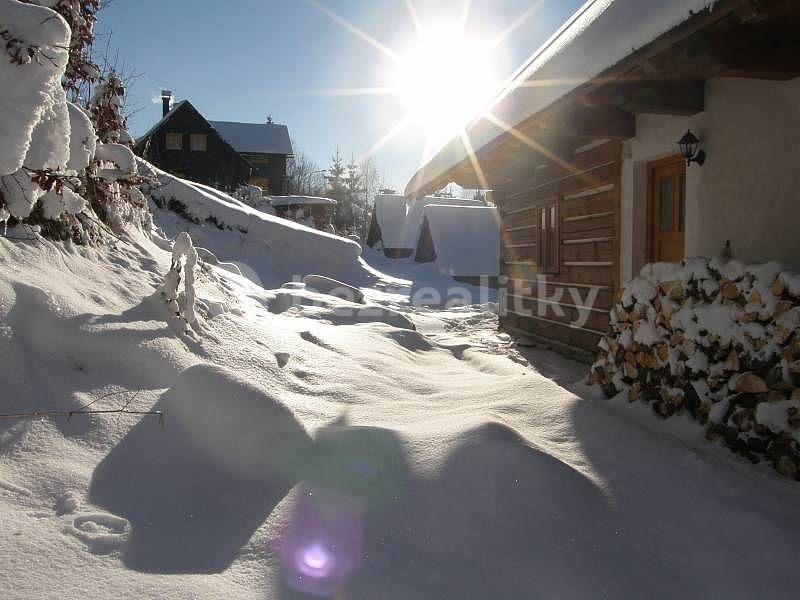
[101,0,583,190]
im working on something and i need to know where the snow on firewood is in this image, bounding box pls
[590,256,800,478]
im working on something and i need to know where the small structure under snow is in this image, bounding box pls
[269,195,337,232]
[414,205,500,284]
[366,193,483,258]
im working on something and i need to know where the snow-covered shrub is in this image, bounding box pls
[82,73,150,233]
[24,0,101,98]
[233,184,263,206]
[589,257,800,478]
[0,0,71,223]
[0,1,148,242]
[88,72,132,145]
[162,232,198,325]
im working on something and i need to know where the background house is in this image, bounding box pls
[210,118,293,195]
[134,92,292,194]
[405,0,800,358]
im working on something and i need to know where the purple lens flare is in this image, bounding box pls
[280,486,365,596]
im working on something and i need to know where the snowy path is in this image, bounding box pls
[1,235,800,599]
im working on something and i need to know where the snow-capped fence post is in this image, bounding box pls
[162,232,198,325]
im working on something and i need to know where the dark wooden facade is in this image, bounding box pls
[134,102,251,191]
[239,152,289,196]
[498,140,620,356]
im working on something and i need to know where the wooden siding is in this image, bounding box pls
[498,140,622,355]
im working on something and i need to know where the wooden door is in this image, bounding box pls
[649,156,686,263]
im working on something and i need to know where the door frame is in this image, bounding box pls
[647,154,686,263]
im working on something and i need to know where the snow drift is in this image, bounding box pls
[144,163,381,288]
[3,227,800,598]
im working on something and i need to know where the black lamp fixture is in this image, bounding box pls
[678,129,705,166]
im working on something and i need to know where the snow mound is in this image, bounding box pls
[90,363,312,573]
[144,162,382,288]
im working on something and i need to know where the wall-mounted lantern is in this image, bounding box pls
[678,129,705,166]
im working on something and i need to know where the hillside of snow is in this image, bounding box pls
[143,162,384,290]
[2,215,800,598]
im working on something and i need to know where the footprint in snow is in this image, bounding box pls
[65,513,130,555]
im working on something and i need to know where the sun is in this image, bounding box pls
[390,24,497,143]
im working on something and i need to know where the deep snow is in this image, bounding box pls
[2,220,800,599]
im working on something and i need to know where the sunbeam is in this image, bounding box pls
[459,130,489,191]
[267,87,395,98]
[457,0,472,35]
[483,112,591,183]
[359,116,413,163]
[489,0,546,50]
[404,0,424,37]
[304,0,401,63]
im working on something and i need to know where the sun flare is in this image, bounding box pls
[390,25,497,143]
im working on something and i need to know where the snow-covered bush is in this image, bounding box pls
[589,257,800,478]
[233,184,263,206]
[0,1,147,241]
[88,72,132,145]
[0,0,70,220]
[162,232,198,325]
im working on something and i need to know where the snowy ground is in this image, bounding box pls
[2,228,800,600]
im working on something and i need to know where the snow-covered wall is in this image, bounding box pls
[620,76,800,281]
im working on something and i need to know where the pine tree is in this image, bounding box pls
[326,148,349,232]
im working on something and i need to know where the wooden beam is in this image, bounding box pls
[625,79,706,115]
[555,106,636,139]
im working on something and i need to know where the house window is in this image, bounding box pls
[537,198,560,274]
[190,134,207,152]
[165,132,182,150]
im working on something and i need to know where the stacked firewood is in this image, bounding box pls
[588,257,800,479]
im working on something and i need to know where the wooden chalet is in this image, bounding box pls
[134,93,293,194]
[405,0,800,359]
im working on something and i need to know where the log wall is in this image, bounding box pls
[497,140,622,356]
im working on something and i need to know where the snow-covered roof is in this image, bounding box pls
[417,205,500,276]
[374,194,483,250]
[269,195,337,207]
[209,121,293,156]
[405,0,718,196]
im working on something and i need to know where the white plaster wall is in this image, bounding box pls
[690,77,800,267]
[619,76,800,281]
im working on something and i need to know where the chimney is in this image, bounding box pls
[161,90,173,117]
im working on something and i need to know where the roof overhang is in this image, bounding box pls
[404,0,800,198]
